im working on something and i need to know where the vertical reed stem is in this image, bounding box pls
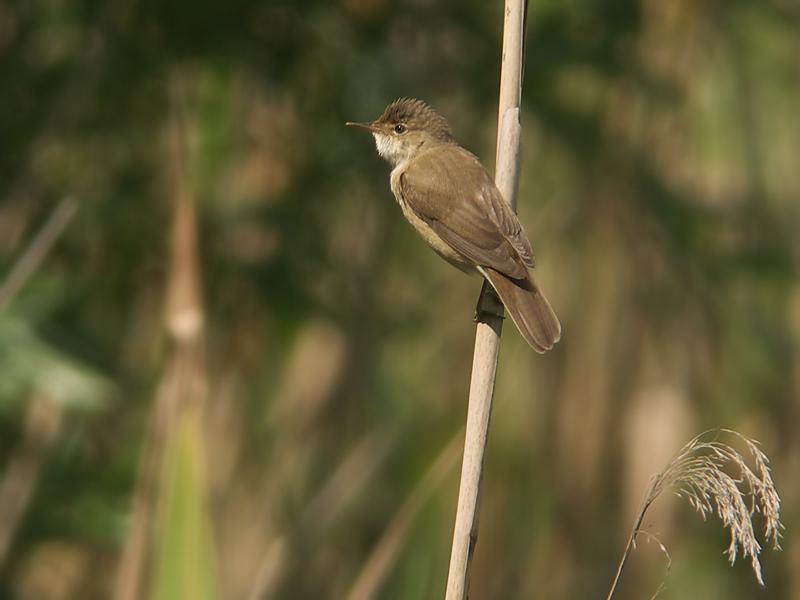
[444,1,526,598]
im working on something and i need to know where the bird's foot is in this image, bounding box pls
[474,280,504,322]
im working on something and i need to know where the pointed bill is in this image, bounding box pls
[346,121,379,133]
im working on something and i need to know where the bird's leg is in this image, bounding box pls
[474,278,505,322]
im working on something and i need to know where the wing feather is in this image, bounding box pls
[398,145,535,279]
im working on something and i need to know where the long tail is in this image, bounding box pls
[481,267,561,353]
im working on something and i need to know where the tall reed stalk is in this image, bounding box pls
[445,1,527,598]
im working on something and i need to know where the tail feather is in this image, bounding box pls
[481,267,561,353]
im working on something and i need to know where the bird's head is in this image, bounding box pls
[347,98,455,166]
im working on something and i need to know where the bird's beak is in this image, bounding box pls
[346,121,379,133]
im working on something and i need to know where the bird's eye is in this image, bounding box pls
[394,124,407,134]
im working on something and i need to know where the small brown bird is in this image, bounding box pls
[347,98,560,352]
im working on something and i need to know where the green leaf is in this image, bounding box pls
[152,409,218,600]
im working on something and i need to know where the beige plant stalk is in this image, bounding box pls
[607,429,783,599]
[444,0,527,598]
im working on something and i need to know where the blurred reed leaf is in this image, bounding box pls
[0,317,110,410]
[152,409,217,600]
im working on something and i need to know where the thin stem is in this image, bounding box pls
[606,493,657,600]
[347,434,461,600]
[0,197,78,313]
[444,1,527,598]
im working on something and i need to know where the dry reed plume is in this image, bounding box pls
[607,429,783,599]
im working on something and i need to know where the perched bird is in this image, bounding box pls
[347,98,560,352]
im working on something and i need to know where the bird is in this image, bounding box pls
[347,98,560,352]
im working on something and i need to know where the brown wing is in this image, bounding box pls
[399,145,534,279]
[482,181,535,267]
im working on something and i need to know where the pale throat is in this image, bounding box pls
[373,133,412,167]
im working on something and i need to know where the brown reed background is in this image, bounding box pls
[0,0,797,598]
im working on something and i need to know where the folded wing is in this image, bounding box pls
[399,145,534,278]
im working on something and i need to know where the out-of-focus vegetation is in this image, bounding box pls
[0,0,797,598]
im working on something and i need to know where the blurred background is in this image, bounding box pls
[0,0,798,598]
